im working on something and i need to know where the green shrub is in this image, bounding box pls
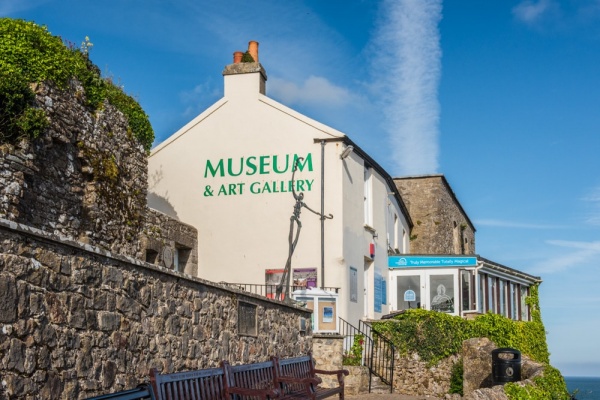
[0,18,153,150]
[342,334,364,366]
[371,284,567,398]
[0,67,48,140]
[504,365,570,400]
[449,358,463,395]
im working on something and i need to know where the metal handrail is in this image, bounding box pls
[219,282,340,299]
[361,321,395,390]
[339,318,395,393]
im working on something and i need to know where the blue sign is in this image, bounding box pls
[404,289,416,302]
[374,272,383,313]
[389,256,477,268]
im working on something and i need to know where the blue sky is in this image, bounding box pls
[4,0,600,377]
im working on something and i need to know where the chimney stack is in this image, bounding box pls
[248,41,259,63]
[233,51,243,64]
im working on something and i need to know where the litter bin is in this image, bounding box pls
[492,348,521,384]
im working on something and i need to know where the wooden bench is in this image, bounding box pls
[272,353,349,400]
[84,384,156,400]
[150,366,228,400]
[221,360,281,399]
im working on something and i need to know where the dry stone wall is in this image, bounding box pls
[392,351,460,397]
[0,220,312,399]
[0,81,148,259]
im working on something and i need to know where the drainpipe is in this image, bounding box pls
[321,140,325,289]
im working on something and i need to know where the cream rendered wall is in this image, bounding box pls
[149,70,344,286]
[148,68,410,328]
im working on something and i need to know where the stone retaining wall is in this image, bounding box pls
[0,219,312,399]
[0,81,148,259]
[392,352,460,397]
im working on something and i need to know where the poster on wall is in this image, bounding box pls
[322,306,333,323]
[374,272,383,313]
[265,269,284,299]
[293,268,317,289]
[350,267,358,302]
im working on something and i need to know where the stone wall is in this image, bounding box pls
[392,352,460,397]
[142,209,198,276]
[394,175,476,255]
[0,219,312,399]
[312,335,344,388]
[0,81,148,259]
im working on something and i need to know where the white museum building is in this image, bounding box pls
[148,42,412,330]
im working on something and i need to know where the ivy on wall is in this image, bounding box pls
[0,18,154,150]
[371,284,570,399]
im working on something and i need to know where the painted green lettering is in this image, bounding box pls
[296,180,305,191]
[228,183,238,195]
[273,154,290,174]
[305,179,314,191]
[227,158,243,177]
[259,156,270,174]
[237,182,245,195]
[294,153,313,172]
[204,159,224,178]
[262,181,272,193]
[218,184,227,195]
[250,182,261,194]
[246,156,258,175]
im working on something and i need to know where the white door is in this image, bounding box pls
[390,269,458,315]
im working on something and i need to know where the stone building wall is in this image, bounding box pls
[0,219,312,399]
[394,175,476,255]
[142,209,199,276]
[0,81,148,259]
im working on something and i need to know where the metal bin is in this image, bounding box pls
[492,348,521,384]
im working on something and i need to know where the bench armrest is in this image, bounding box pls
[313,369,350,385]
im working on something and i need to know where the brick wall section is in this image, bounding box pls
[394,175,476,255]
[0,219,312,399]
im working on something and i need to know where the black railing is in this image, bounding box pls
[219,283,340,300]
[360,321,395,390]
[339,317,395,393]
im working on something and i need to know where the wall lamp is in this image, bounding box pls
[340,145,354,160]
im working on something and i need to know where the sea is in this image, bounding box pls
[565,377,600,400]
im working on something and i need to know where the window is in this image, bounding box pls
[499,280,506,317]
[488,276,495,313]
[520,286,529,321]
[145,249,158,264]
[461,270,474,312]
[238,301,257,336]
[393,214,399,251]
[364,166,373,226]
[175,245,192,272]
[349,267,358,303]
[478,274,485,313]
[430,274,454,313]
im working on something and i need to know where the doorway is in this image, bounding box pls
[389,269,458,315]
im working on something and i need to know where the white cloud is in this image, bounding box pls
[583,185,600,226]
[0,0,48,16]
[269,76,358,109]
[530,240,600,273]
[179,81,220,118]
[512,0,557,24]
[368,0,442,176]
[475,219,565,229]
